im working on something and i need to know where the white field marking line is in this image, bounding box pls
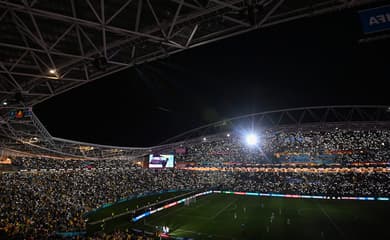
[146,196,212,224]
[151,196,214,222]
[160,197,236,223]
[88,191,196,225]
[317,203,346,239]
[211,199,237,219]
[145,204,186,224]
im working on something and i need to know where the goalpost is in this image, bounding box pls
[185,197,197,206]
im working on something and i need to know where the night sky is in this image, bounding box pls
[34,8,389,147]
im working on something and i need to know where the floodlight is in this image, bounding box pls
[49,69,57,74]
[203,137,207,141]
[227,133,230,137]
[245,133,258,146]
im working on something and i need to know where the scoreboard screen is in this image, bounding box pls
[149,154,174,168]
[8,108,32,120]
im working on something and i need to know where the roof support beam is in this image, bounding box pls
[0,62,23,91]
[0,42,93,61]
[86,0,102,23]
[22,0,57,70]
[145,0,167,38]
[0,1,167,42]
[9,50,29,71]
[258,0,285,27]
[168,0,184,39]
[106,0,133,25]
[186,24,198,47]
[101,0,107,58]
[0,70,86,82]
[49,24,75,51]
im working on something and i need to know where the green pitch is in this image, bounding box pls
[86,191,188,233]
[89,193,390,239]
[86,191,187,222]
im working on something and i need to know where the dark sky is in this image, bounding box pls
[34,8,389,147]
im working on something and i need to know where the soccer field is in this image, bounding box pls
[132,193,390,240]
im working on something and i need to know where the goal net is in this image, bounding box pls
[184,197,196,206]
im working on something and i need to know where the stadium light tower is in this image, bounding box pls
[245,133,258,146]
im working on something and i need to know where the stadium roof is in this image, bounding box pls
[0,0,382,108]
[0,0,388,159]
[1,105,390,160]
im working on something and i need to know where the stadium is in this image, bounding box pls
[1,1,390,240]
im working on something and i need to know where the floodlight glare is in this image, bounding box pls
[245,133,258,146]
[49,69,57,74]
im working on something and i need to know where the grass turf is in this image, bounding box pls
[86,191,188,233]
[89,192,390,239]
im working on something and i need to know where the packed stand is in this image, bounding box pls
[11,157,140,170]
[217,171,389,197]
[1,167,389,239]
[0,168,217,239]
[175,127,390,165]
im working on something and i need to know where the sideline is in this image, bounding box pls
[88,190,197,225]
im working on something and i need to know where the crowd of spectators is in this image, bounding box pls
[217,171,389,197]
[89,230,153,240]
[9,127,390,171]
[11,157,140,170]
[0,168,216,239]
[175,127,390,165]
[1,126,389,239]
[1,167,389,239]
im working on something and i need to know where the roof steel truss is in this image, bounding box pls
[0,0,380,107]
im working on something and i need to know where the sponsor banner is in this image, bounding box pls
[132,191,212,222]
[359,5,390,33]
[216,191,387,201]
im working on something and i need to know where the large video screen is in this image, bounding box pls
[149,154,175,168]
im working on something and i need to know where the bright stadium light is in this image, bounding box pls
[245,133,258,146]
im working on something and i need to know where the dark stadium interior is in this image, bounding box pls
[34,7,389,147]
[1,1,390,240]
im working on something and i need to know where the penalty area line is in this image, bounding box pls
[317,203,346,239]
[211,199,237,220]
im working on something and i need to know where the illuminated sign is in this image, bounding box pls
[359,5,390,33]
[8,108,32,120]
